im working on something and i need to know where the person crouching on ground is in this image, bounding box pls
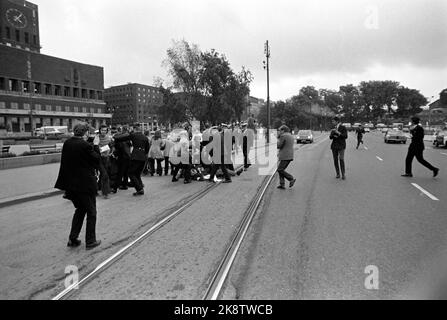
[55,123,102,250]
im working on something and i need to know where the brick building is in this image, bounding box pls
[0,0,110,134]
[104,83,163,127]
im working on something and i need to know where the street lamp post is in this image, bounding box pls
[264,40,271,143]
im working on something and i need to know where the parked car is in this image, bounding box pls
[434,130,447,148]
[364,128,370,133]
[342,123,352,132]
[381,127,390,134]
[296,130,313,144]
[384,130,407,144]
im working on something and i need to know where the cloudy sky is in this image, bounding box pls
[33,0,447,103]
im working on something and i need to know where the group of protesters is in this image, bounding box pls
[84,121,258,199]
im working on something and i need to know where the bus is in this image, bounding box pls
[34,126,69,138]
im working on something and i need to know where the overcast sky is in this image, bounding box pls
[33,0,447,103]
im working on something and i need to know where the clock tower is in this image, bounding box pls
[0,0,40,52]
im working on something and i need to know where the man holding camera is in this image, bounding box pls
[55,122,102,250]
[330,117,348,180]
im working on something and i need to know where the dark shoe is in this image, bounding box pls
[433,168,439,177]
[119,186,128,190]
[133,190,144,196]
[342,175,346,180]
[86,240,101,250]
[277,185,286,190]
[236,169,243,176]
[289,179,297,188]
[184,180,191,184]
[111,188,118,194]
[172,178,179,182]
[222,180,232,183]
[67,239,81,248]
[336,175,341,179]
[401,174,413,177]
[207,179,216,183]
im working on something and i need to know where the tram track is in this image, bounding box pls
[51,134,327,300]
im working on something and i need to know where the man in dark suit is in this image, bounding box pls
[55,123,102,250]
[114,125,150,196]
[112,126,131,191]
[330,117,348,180]
[401,116,439,178]
[277,125,296,189]
[356,124,366,149]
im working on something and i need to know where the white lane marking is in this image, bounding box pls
[376,156,383,161]
[411,183,439,201]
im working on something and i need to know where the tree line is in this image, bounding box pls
[257,82,441,130]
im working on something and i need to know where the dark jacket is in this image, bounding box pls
[409,124,425,151]
[114,132,150,161]
[114,139,132,160]
[277,132,294,161]
[330,124,348,150]
[55,137,100,195]
[356,127,365,138]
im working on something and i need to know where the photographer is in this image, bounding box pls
[55,122,102,250]
[329,117,348,180]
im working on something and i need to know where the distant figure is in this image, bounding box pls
[330,117,348,180]
[356,124,366,149]
[401,116,439,178]
[55,123,102,250]
[276,125,296,189]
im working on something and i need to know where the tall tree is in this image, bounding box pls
[395,87,427,118]
[359,81,400,121]
[319,89,343,114]
[163,39,205,121]
[339,84,363,123]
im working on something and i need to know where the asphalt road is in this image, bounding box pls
[229,131,447,299]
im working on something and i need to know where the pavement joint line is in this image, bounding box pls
[376,156,383,161]
[411,183,440,201]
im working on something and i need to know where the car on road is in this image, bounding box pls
[342,123,352,132]
[364,127,370,133]
[296,130,313,144]
[384,130,407,144]
[434,130,447,148]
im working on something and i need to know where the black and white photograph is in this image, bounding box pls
[1,0,447,308]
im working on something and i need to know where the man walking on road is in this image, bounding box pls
[55,123,102,250]
[277,125,296,189]
[356,124,365,149]
[401,116,439,178]
[330,117,348,180]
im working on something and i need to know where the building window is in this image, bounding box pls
[97,91,103,100]
[9,79,19,92]
[33,35,37,45]
[54,85,61,96]
[15,29,20,41]
[35,104,41,111]
[5,27,11,39]
[23,81,30,93]
[82,107,87,113]
[34,82,42,94]
[64,86,71,97]
[24,32,29,44]
[74,107,79,112]
[24,103,30,110]
[11,102,19,109]
[55,106,61,112]
[73,87,79,98]
[97,108,102,114]
[81,89,87,98]
[0,102,5,108]
[89,90,96,99]
[44,84,52,95]
[0,77,5,90]
[46,105,52,111]
[90,108,95,114]
[65,106,70,112]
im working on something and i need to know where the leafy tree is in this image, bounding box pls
[359,81,399,121]
[395,87,427,118]
[319,89,343,114]
[339,84,363,123]
[156,86,189,126]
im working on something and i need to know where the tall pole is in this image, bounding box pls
[264,41,271,143]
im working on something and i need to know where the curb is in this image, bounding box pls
[0,189,63,209]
